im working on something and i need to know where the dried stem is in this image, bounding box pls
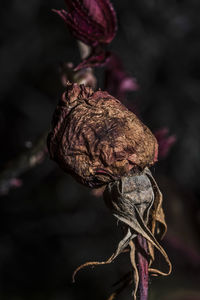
[136,235,149,300]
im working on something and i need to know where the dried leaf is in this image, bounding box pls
[71,169,171,297]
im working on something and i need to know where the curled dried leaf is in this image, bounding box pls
[104,169,171,275]
[72,169,171,298]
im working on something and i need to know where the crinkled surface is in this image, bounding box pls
[48,83,158,187]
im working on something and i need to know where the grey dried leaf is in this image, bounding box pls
[72,168,171,299]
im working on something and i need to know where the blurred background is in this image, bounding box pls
[0,0,200,299]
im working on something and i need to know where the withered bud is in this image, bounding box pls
[47,83,158,188]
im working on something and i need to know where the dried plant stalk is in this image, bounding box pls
[47,83,171,299]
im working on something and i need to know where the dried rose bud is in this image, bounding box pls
[48,83,158,188]
[53,0,117,69]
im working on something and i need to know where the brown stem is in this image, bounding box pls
[137,235,149,300]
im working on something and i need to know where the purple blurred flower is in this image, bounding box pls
[155,128,176,159]
[105,54,139,101]
[53,0,117,69]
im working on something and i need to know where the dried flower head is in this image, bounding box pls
[48,83,158,188]
[47,82,171,299]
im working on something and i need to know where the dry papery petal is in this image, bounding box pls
[48,83,158,188]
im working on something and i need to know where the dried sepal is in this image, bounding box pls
[71,168,171,298]
[104,168,171,275]
[145,169,172,276]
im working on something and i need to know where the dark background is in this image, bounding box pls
[0,1,200,299]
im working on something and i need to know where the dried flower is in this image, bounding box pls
[47,82,171,299]
[53,0,117,70]
[48,83,158,188]
[73,168,171,299]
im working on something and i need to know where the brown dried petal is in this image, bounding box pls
[48,83,158,188]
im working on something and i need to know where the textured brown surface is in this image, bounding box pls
[48,83,158,187]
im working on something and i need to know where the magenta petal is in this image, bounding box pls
[94,0,117,43]
[83,0,106,25]
[65,0,104,34]
[55,0,117,47]
[53,9,104,47]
